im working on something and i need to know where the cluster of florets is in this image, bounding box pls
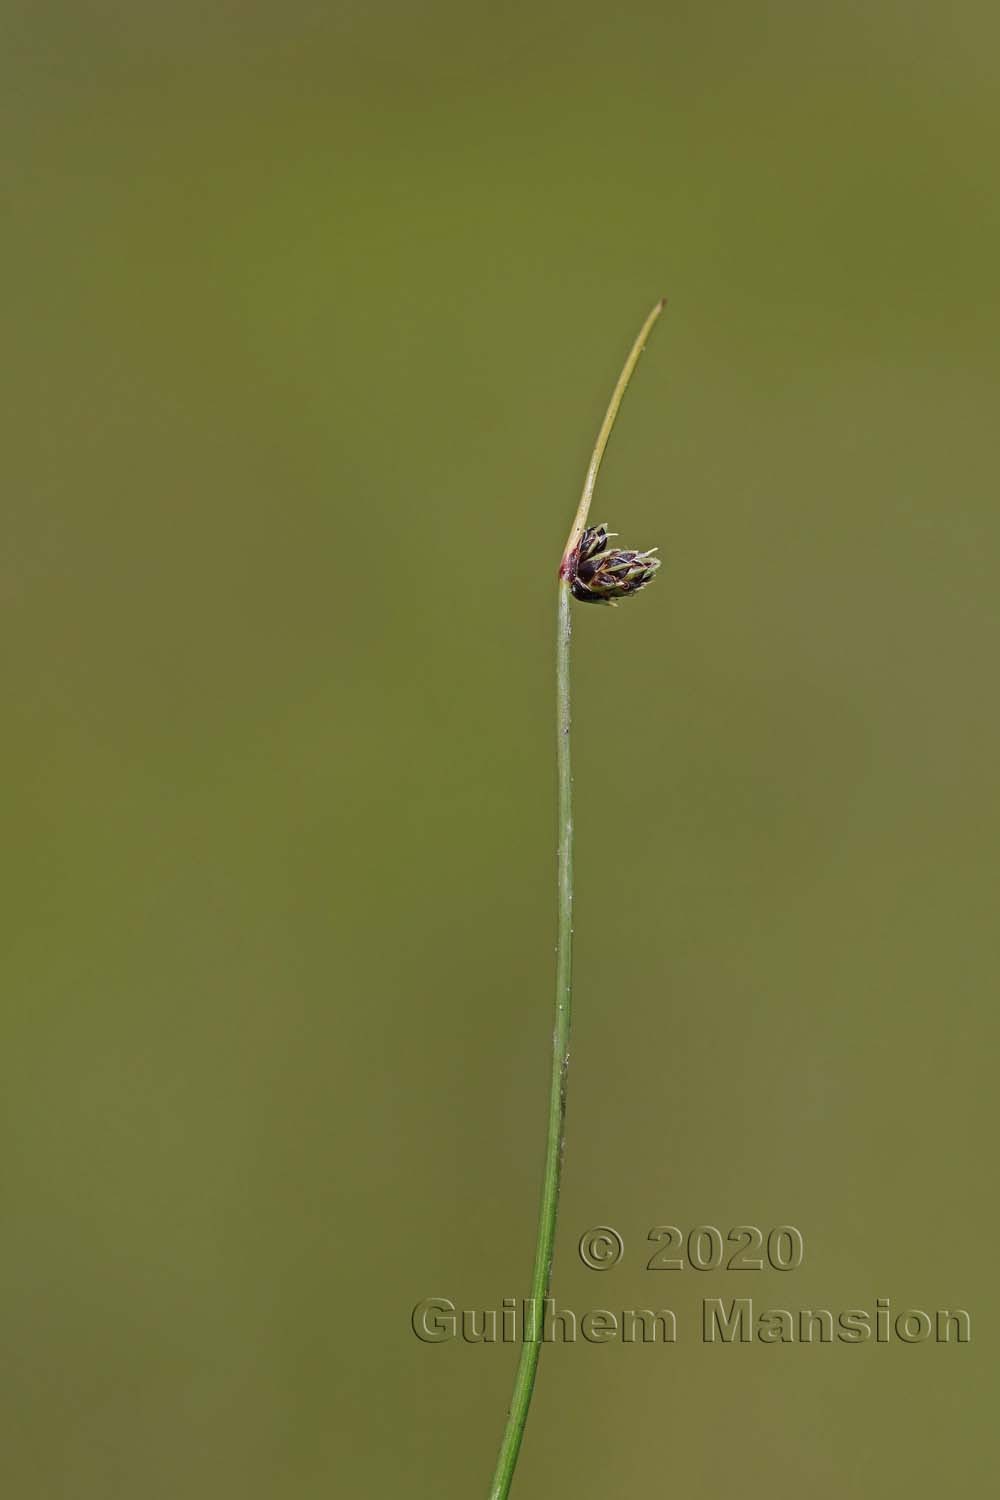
[568,523,660,606]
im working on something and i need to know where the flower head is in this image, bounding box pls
[568,523,661,606]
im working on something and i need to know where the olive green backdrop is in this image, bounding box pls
[4,3,997,1495]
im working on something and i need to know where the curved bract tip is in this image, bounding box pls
[560,299,667,574]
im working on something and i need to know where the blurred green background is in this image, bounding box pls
[3,3,998,1495]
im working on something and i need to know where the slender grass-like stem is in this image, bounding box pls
[487,300,665,1500]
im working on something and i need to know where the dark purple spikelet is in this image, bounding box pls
[569,522,661,606]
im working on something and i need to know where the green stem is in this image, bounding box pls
[487,301,665,1500]
[488,581,572,1500]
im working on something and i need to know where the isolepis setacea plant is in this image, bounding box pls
[488,299,666,1499]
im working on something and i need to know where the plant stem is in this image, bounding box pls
[487,300,665,1500]
[486,580,572,1500]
